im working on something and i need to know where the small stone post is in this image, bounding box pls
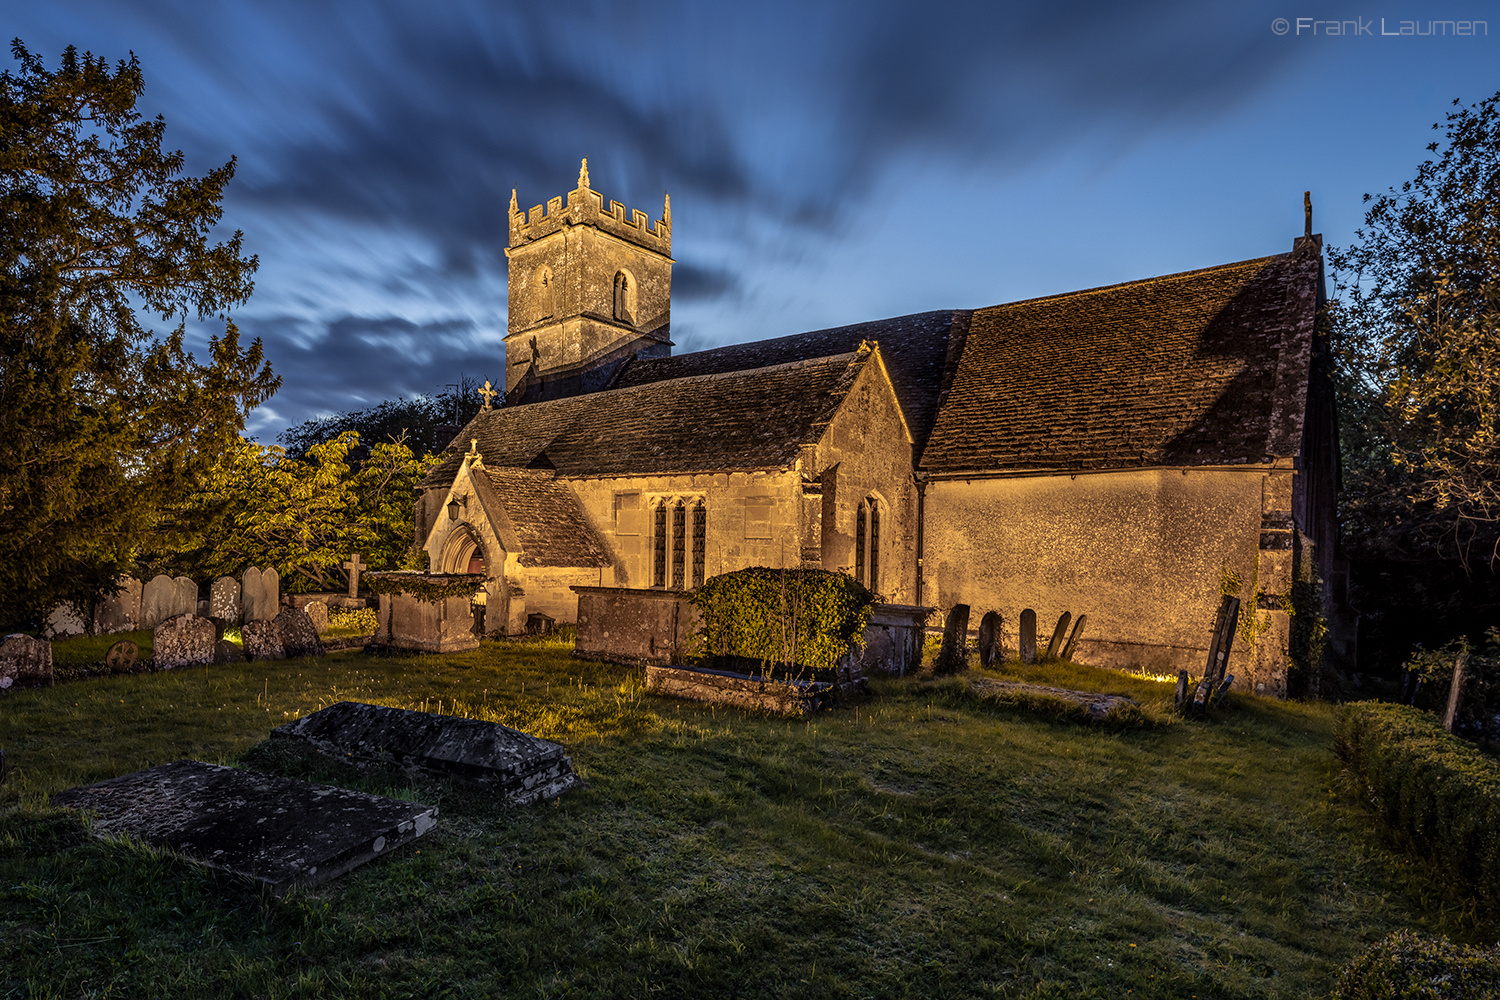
[977,611,1001,669]
[1019,609,1037,664]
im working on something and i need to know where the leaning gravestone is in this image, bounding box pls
[274,701,584,805]
[94,577,143,634]
[209,576,241,624]
[172,577,198,619]
[52,760,438,894]
[153,615,216,670]
[934,603,971,676]
[0,634,53,689]
[1044,612,1072,660]
[241,619,285,661]
[297,599,329,636]
[242,567,265,622]
[1019,609,1038,664]
[977,611,1002,669]
[1061,614,1088,661]
[139,575,177,630]
[45,602,88,639]
[273,607,323,659]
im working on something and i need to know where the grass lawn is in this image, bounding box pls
[0,640,1490,998]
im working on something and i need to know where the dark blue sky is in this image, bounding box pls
[13,1,1498,442]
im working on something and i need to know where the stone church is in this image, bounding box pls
[416,161,1340,695]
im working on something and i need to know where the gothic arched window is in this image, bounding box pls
[854,497,881,593]
[613,270,637,325]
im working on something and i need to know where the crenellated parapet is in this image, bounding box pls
[509,158,671,256]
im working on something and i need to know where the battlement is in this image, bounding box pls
[509,159,671,256]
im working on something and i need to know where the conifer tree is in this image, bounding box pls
[0,41,278,621]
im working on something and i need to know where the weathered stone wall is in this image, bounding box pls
[921,468,1269,683]
[808,352,918,603]
[524,567,605,625]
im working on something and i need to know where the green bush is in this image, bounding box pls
[688,567,873,674]
[1332,930,1500,1000]
[1333,702,1500,914]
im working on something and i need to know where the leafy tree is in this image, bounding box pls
[1329,93,1500,570]
[279,375,485,462]
[147,432,436,593]
[0,41,277,621]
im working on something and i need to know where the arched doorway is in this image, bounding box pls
[441,523,499,637]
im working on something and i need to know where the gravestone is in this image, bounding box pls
[934,604,970,675]
[1061,614,1088,661]
[0,634,53,689]
[263,568,281,617]
[52,760,438,894]
[172,577,198,619]
[977,611,1002,669]
[215,639,246,664]
[342,553,365,598]
[241,619,285,661]
[1019,609,1038,664]
[94,577,143,634]
[45,602,88,639]
[1044,612,1072,660]
[274,607,324,658]
[140,575,177,630]
[209,577,240,624]
[274,701,583,805]
[242,567,265,622]
[153,615,216,670]
[1175,670,1189,709]
[1203,595,1240,686]
[296,599,329,636]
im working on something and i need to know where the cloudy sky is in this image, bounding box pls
[12,1,1498,441]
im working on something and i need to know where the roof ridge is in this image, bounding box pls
[975,253,1288,312]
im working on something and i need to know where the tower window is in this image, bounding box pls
[613,270,637,325]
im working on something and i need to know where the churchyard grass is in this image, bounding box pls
[1,640,1492,999]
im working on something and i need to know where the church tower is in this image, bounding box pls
[504,159,673,403]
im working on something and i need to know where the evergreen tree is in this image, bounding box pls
[0,41,278,621]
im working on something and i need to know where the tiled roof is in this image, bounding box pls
[481,469,610,568]
[424,351,872,487]
[610,310,967,457]
[919,244,1322,473]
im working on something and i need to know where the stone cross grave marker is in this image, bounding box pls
[977,611,1001,669]
[139,575,176,630]
[273,701,583,805]
[1045,612,1072,660]
[342,554,365,598]
[209,576,241,625]
[52,760,438,894]
[93,577,143,634]
[934,603,970,675]
[154,615,216,670]
[1062,614,1088,661]
[1019,609,1037,664]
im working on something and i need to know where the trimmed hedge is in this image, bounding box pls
[687,567,874,674]
[1333,930,1500,1000]
[1333,702,1500,914]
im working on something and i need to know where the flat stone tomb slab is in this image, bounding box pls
[53,760,437,894]
[273,701,582,805]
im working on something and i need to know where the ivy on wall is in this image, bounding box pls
[363,571,482,604]
[687,567,874,673]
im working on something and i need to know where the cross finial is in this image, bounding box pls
[578,157,590,189]
[477,379,498,410]
[466,438,482,462]
[1304,191,1312,238]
